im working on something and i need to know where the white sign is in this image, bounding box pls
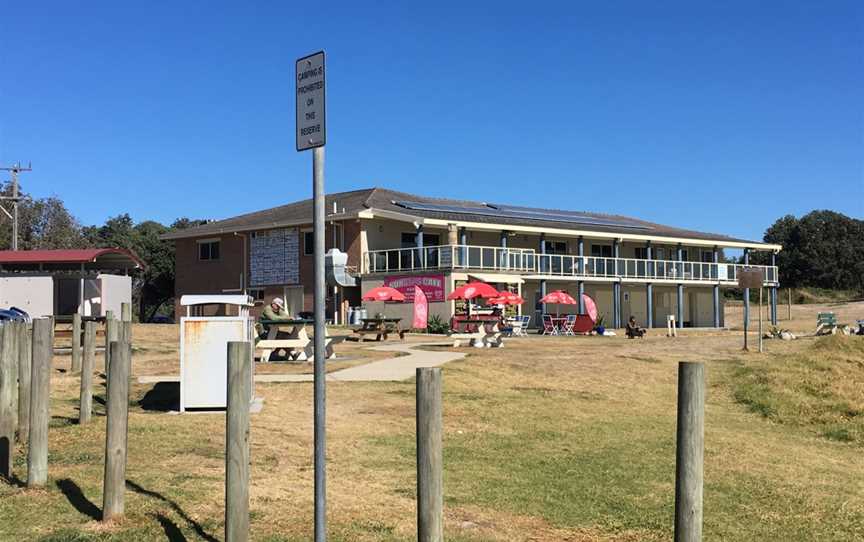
[296,51,326,151]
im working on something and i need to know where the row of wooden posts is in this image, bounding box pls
[0,303,134,522]
[3,306,705,541]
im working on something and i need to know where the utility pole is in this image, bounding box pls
[0,162,32,250]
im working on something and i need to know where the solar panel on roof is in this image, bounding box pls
[393,201,653,230]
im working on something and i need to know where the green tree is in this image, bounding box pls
[0,181,88,250]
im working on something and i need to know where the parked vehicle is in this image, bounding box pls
[0,307,31,323]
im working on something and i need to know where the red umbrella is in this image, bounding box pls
[582,293,598,322]
[540,290,578,305]
[362,286,406,302]
[487,292,525,305]
[447,282,500,301]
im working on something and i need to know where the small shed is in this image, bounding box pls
[0,248,144,318]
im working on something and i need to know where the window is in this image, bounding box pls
[701,250,714,263]
[248,288,265,302]
[655,247,666,260]
[304,231,314,255]
[332,223,344,250]
[198,239,220,261]
[680,249,689,261]
[590,244,612,258]
[543,240,567,254]
[635,247,648,260]
[401,232,440,248]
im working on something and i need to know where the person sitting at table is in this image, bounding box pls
[256,297,293,339]
[625,316,646,339]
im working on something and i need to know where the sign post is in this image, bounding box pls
[297,50,327,542]
[738,268,763,352]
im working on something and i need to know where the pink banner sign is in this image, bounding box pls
[383,274,445,302]
[413,286,428,329]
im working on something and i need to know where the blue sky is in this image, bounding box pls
[1,1,861,242]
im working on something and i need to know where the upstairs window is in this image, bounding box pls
[635,247,648,260]
[401,232,440,249]
[198,239,220,261]
[590,244,612,258]
[304,231,314,255]
[543,240,567,254]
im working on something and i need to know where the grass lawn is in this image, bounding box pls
[1,302,863,541]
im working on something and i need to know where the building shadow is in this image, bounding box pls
[155,513,188,541]
[56,478,101,520]
[138,382,180,412]
[126,480,217,542]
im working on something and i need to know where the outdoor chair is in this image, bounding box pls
[542,314,557,335]
[560,314,576,335]
[517,315,531,336]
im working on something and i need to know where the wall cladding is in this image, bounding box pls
[250,228,300,286]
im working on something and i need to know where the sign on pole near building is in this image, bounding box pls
[296,51,326,151]
[738,267,763,351]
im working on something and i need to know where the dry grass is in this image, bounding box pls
[1,303,863,541]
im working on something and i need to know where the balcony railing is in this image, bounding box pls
[362,244,778,285]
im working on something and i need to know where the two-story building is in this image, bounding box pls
[163,187,781,329]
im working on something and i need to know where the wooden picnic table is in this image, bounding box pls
[351,317,405,341]
[256,318,341,361]
[448,318,503,348]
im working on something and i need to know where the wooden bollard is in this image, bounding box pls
[71,313,82,373]
[674,362,705,542]
[120,303,133,346]
[28,318,53,488]
[226,341,252,542]
[104,311,117,380]
[0,322,19,479]
[17,323,32,444]
[417,367,443,542]
[79,321,96,425]
[102,340,131,521]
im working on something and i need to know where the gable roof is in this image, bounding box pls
[162,186,775,248]
[0,248,144,270]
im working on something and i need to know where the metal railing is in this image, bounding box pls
[362,244,778,284]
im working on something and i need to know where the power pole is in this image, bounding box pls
[0,162,32,250]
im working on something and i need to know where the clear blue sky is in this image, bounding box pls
[1,1,861,242]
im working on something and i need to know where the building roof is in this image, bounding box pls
[0,248,145,270]
[161,187,778,249]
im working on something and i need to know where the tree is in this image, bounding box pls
[0,181,88,250]
[764,211,864,292]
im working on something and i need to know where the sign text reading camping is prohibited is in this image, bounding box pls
[296,51,326,151]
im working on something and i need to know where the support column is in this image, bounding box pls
[676,244,684,329]
[415,224,424,270]
[577,236,585,314]
[712,247,720,328]
[770,252,778,325]
[459,227,467,267]
[539,234,547,317]
[612,240,621,328]
[646,242,653,328]
[743,248,750,328]
[499,231,508,269]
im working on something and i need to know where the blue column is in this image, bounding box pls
[500,230,508,269]
[743,248,750,328]
[676,243,684,328]
[646,241,653,328]
[458,227,467,267]
[613,239,621,328]
[577,236,585,314]
[713,247,720,327]
[539,233,547,316]
[770,251,778,325]
[415,224,424,269]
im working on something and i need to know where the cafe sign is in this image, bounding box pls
[384,274,445,302]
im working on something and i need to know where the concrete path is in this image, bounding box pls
[138,341,465,385]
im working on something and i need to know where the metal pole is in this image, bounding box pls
[758,288,763,353]
[11,168,18,251]
[787,288,792,321]
[417,367,443,542]
[674,362,705,542]
[312,145,327,542]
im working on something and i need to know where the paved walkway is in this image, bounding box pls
[138,341,464,385]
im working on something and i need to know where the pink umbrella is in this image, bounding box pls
[487,292,525,305]
[539,290,578,305]
[582,293,598,323]
[362,286,406,302]
[447,282,500,301]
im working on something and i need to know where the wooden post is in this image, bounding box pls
[0,322,19,479]
[102,340,131,521]
[674,362,705,542]
[28,318,53,488]
[17,323,32,444]
[417,367,443,542]
[787,288,792,321]
[104,311,117,380]
[225,342,252,542]
[71,313,82,373]
[120,303,133,346]
[121,302,132,323]
[79,321,96,425]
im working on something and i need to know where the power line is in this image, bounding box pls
[0,162,33,250]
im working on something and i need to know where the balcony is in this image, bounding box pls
[362,244,779,286]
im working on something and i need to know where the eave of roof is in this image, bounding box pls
[0,248,145,268]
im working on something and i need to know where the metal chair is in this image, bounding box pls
[542,314,557,335]
[560,314,577,335]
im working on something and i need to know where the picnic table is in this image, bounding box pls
[350,317,405,342]
[448,318,503,348]
[256,318,341,362]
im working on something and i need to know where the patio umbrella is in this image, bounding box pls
[362,286,406,302]
[582,293,598,323]
[447,281,500,317]
[539,289,578,316]
[487,292,525,305]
